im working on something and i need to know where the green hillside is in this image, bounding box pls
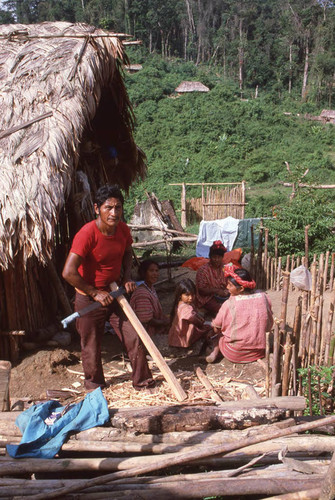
[123,55,335,254]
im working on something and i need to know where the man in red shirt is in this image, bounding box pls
[62,185,153,391]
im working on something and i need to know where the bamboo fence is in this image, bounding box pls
[256,248,335,407]
[169,182,247,226]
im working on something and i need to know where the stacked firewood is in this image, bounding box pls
[0,397,335,499]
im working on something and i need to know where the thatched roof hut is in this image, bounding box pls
[0,22,146,346]
[320,109,335,122]
[175,81,209,93]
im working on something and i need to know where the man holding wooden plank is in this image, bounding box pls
[62,184,154,392]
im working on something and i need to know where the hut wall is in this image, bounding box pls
[187,185,245,223]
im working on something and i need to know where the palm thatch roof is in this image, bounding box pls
[175,81,209,93]
[0,22,146,270]
[320,109,335,120]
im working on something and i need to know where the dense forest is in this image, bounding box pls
[1,0,335,105]
[1,0,335,254]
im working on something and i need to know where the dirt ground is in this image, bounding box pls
[8,266,333,408]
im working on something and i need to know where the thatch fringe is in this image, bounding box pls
[0,21,146,270]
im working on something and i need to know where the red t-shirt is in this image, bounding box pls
[70,220,133,290]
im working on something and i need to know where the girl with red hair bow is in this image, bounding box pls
[206,268,273,364]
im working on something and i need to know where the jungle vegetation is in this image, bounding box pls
[1,0,335,254]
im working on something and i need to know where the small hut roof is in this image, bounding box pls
[0,22,146,269]
[124,64,143,72]
[175,81,209,93]
[320,109,335,119]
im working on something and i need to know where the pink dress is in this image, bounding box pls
[196,262,227,308]
[212,292,273,363]
[169,302,209,348]
[130,284,164,336]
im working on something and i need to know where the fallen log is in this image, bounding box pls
[0,418,296,446]
[2,434,335,476]
[18,414,335,500]
[5,433,333,457]
[109,398,305,433]
[0,475,326,499]
[9,476,323,500]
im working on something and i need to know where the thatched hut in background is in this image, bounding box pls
[0,22,146,355]
[320,109,335,123]
[175,81,209,93]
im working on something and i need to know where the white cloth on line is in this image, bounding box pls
[196,217,240,257]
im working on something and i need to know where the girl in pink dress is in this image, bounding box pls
[169,279,212,348]
[206,268,273,363]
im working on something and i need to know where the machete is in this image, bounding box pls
[61,281,143,329]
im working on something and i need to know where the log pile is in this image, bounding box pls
[1,399,335,499]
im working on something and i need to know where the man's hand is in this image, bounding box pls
[123,280,136,294]
[91,290,114,306]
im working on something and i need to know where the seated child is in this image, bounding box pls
[206,267,273,363]
[169,278,212,348]
[130,259,169,336]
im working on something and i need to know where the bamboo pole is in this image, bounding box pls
[250,225,255,278]
[277,257,282,291]
[280,272,290,331]
[274,235,278,290]
[305,225,310,268]
[272,322,281,397]
[318,253,325,295]
[19,415,335,500]
[256,224,264,288]
[201,184,205,220]
[323,251,330,292]
[329,253,335,291]
[181,182,186,228]
[265,331,270,398]
[270,257,274,291]
[264,228,269,288]
[241,180,246,219]
[315,296,323,365]
[282,332,292,397]
[323,281,335,364]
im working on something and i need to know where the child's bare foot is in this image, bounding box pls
[205,345,220,363]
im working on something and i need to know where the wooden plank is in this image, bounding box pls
[0,361,11,412]
[110,283,187,402]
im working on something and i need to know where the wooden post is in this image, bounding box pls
[323,250,330,292]
[315,296,324,365]
[265,331,270,398]
[305,224,310,267]
[280,271,290,331]
[282,332,292,396]
[110,283,187,402]
[264,228,269,288]
[250,225,255,278]
[329,253,335,291]
[0,360,11,411]
[181,182,187,229]
[241,180,246,219]
[323,281,335,364]
[256,224,263,288]
[276,256,282,291]
[271,322,281,397]
[201,184,205,220]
